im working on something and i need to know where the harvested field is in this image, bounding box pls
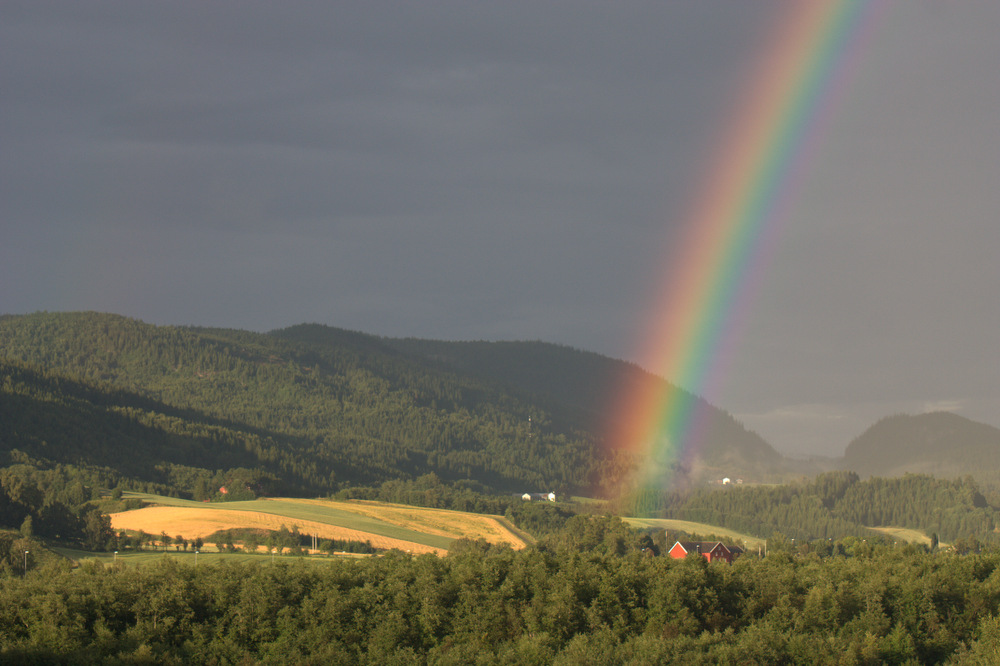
[109,506,446,555]
[276,498,531,549]
[110,495,532,555]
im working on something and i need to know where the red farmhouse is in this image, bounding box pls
[668,541,743,564]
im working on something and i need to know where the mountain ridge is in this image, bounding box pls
[6,311,998,498]
[841,411,1000,486]
[1,311,787,497]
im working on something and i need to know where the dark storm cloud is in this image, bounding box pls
[3,1,773,229]
[1,0,777,352]
[2,1,998,456]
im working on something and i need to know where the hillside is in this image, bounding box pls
[658,470,998,545]
[374,336,784,479]
[6,311,1000,551]
[0,312,787,502]
[841,412,1000,486]
[0,312,594,496]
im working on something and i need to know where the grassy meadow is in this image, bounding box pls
[624,517,766,548]
[869,525,938,546]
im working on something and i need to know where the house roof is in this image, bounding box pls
[672,541,728,554]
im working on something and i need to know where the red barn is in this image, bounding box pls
[668,541,743,564]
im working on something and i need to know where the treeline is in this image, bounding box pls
[333,473,581,539]
[832,474,993,543]
[3,517,1000,663]
[334,473,518,514]
[623,471,1000,545]
[197,527,379,556]
[0,464,113,550]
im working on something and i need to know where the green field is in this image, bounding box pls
[869,526,935,546]
[624,517,765,548]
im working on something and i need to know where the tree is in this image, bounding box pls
[244,531,262,554]
[83,508,113,551]
[19,515,33,538]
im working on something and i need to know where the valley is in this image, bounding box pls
[4,312,1000,663]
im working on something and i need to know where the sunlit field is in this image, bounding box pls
[108,492,530,556]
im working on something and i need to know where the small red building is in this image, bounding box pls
[668,541,743,564]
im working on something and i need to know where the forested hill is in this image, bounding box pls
[0,312,593,496]
[659,470,996,545]
[0,311,785,500]
[842,412,1000,486]
[274,324,786,482]
[379,337,632,425]
[376,336,782,474]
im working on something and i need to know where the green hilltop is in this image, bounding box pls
[842,412,1000,486]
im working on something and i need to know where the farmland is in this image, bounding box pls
[623,517,765,548]
[108,493,530,555]
[869,525,937,546]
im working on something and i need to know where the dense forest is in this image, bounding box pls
[0,312,600,497]
[621,471,1000,546]
[3,517,1000,664]
[0,311,789,502]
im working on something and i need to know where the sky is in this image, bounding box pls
[2,1,998,457]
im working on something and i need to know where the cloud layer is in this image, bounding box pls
[2,1,998,455]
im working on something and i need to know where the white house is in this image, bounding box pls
[521,492,556,501]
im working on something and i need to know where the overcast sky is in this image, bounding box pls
[2,1,998,457]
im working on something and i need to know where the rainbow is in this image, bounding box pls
[609,1,885,494]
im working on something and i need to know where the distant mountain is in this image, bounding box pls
[0,311,787,498]
[841,412,1000,485]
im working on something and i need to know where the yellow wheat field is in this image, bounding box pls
[276,498,530,548]
[109,506,447,555]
